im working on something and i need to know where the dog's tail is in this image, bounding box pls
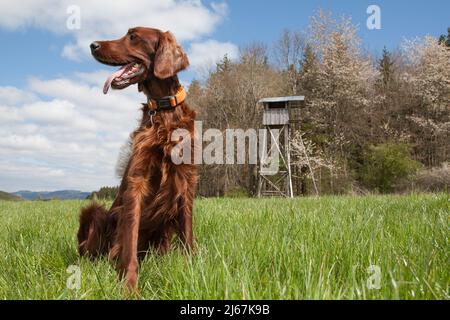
[77,202,116,258]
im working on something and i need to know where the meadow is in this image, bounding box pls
[0,194,448,300]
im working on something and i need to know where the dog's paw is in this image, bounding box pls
[125,270,138,290]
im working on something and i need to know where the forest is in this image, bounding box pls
[186,10,450,197]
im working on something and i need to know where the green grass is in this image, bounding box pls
[0,194,448,300]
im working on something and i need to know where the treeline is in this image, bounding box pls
[87,186,119,200]
[188,10,450,196]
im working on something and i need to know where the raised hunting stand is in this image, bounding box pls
[257,96,304,198]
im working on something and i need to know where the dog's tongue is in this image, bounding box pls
[103,65,129,94]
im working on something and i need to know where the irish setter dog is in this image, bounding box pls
[77,27,197,289]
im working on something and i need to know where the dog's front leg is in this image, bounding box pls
[114,149,151,289]
[177,180,196,252]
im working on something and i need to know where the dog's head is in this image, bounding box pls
[90,27,189,94]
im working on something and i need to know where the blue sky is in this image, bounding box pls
[215,0,448,50]
[1,0,448,88]
[0,0,448,192]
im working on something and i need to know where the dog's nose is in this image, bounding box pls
[90,42,101,52]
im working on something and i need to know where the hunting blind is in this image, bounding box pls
[257,96,304,198]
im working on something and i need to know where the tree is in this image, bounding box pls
[291,132,337,195]
[377,47,395,91]
[371,46,405,143]
[88,186,119,200]
[216,54,232,73]
[438,27,450,47]
[305,11,377,180]
[273,29,305,94]
[401,36,450,166]
[361,143,421,193]
[298,44,319,94]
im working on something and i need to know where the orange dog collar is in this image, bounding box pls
[148,86,186,112]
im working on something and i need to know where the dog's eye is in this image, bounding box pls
[129,34,136,41]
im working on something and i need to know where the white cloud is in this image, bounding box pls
[61,43,82,61]
[0,135,51,151]
[0,72,145,192]
[188,39,239,74]
[0,0,229,60]
[0,86,37,105]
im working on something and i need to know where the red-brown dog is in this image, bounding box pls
[77,27,197,289]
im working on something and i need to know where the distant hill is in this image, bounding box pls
[12,190,91,200]
[0,191,23,201]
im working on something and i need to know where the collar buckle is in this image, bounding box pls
[156,98,173,110]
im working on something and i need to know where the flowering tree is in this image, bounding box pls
[290,132,337,195]
[402,36,450,166]
[298,11,378,188]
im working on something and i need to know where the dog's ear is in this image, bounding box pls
[154,31,189,79]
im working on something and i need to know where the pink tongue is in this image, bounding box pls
[103,65,129,94]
